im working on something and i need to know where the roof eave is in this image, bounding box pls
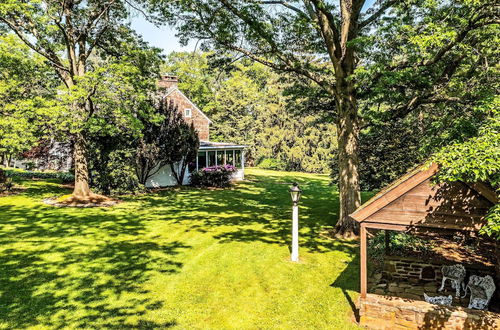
[350,162,439,222]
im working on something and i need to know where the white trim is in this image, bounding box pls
[241,149,245,172]
[199,145,246,150]
[184,108,192,118]
[163,87,213,124]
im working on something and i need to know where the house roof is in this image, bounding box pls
[350,162,497,231]
[164,87,213,124]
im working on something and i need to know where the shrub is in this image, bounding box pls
[190,164,236,188]
[0,169,6,183]
[5,169,74,183]
[369,231,433,261]
[0,178,13,193]
[88,147,143,195]
[257,158,286,171]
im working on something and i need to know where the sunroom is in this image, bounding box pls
[191,141,246,181]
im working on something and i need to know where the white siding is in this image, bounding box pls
[146,153,245,188]
[145,163,190,188]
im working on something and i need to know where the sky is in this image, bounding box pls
[130,15,194,55]
[130,0,377,56]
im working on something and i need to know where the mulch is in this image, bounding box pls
[0,186,26,197]
[43,194,120,208]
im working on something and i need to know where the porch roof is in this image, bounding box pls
[199,141,246,150]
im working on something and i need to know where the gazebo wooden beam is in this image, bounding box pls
[360,222,367,298]
[359,222,408,299]
[352,163,496,301]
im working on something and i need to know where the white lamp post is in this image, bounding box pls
[289,182,302,262]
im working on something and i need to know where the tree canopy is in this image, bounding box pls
[0,0,163,200]
[0,33,58,165]
[164,52,338,173]
[158,0,499,236]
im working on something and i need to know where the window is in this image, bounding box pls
[234,150,242,168]
[226,150,234,166]
[197,151,207,169]
[208,151,216,167]
[216,151,223,165]
[185,108,192,118]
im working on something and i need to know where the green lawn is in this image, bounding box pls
[0,168,369,329]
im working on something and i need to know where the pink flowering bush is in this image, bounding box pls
[190,164,237,187]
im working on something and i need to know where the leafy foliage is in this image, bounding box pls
[0,34,58,161]
[0,168,6,183]
[0,177,13,193]
[5,169,74,183]
[165,53,337,173]
[88,136,142,195]
[434,106,500,189]
[369,231,434,261]
[481,205,500,241]
[257,158,287,171]
[136,98,200,186]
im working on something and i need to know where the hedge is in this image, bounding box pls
[5,169,74,183]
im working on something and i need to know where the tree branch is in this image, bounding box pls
[77,0,118,43]
[359,0,398,29]
[195,7,336,96]
[390,95,465,121]
[257,0,308,17]
[309,0,341,59]
[0,18,69,75]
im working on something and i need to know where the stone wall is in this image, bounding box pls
[359,293,500,329]
[383,255,495,283]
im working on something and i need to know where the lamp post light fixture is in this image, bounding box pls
[289,182,302,262]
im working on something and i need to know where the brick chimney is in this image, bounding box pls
[158,74,178,89]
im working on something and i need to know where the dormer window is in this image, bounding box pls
[185,108,192,118]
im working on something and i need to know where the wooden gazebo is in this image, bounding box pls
[350,163,498,299]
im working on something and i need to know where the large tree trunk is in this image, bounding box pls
[334,81,361,238]
[72,133,92,198]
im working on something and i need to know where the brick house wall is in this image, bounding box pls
[166,89,210,141]
[158,75,211,141]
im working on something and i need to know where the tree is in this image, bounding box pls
[161,0,498,236]
[0,33,58,166]
[433,100,500,240]
[162,51,218,108]
[136,98,200,186]
[164,53,337,173]
[0,0,161,199]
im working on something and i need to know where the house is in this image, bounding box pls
[7,141,72,172]
[350,163,499,329]
[145,75,245,188]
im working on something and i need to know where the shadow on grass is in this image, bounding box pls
[130,171,360,254]
[0,199,187,328]
[0,170,366,327]
[330,253,360,323]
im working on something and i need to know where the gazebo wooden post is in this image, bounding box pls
[360,222,367,299]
